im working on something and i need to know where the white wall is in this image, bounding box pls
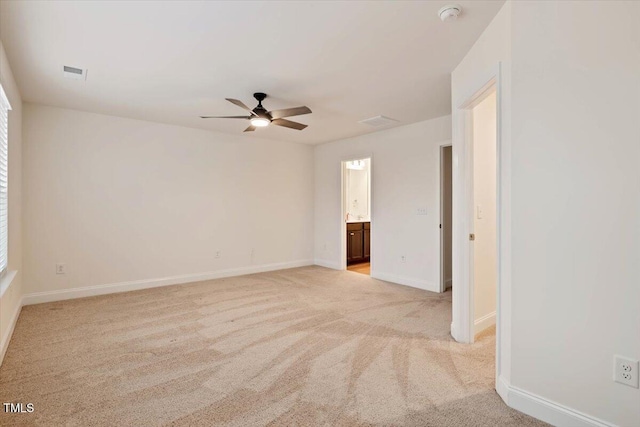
[314,116,451,292]
[473,91,496,334]
[509,2,640,426]
[453,1,640,426]
[22,104,314,300]
[0,41,23,364]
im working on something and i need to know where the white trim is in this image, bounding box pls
[313,259,343,270]
[452,60,513,420]
[496,375,510,404]
[340,155,373,272]
[474,310,496,334]
[499,376,616,427]
[0,269,17,298]
[22,259,313,305]
[452,67,500,345]
[451,63,510,403]
[371,271,439,293]
[0,296,22,366]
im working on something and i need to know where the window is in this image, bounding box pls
[0,84,10,277]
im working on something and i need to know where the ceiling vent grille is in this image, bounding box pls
[63,65,87,80]
[358,115,399,127]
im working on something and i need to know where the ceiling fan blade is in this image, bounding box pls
[271,118,308,131]
[200,115,250,119]
[244,125,256,132]
[269,106,312,119]
[226,98,257,116]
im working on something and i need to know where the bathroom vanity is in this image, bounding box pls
[346,221,370,265]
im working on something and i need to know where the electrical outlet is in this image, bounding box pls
[614,355,639,388]
[56,264,66,275]
[416,207,428,216]
[215,251,221,259]
[401,255,406,263]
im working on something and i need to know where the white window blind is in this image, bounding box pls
[0,84,11,276]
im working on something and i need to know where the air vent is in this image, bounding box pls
[63,65,87,80]
[358,115,399,127]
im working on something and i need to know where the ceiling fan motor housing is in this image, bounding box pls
[253,92,267,102]
[253,93,269,118]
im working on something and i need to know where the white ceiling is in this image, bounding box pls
[0,1,504,145]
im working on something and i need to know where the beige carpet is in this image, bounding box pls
[0,266,546,426]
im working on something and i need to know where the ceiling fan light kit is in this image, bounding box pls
[250,117,270,127]
[201,92,312,132]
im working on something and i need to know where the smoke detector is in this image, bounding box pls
[438,5,462,22]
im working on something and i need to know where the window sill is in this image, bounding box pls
[0,270,18,299]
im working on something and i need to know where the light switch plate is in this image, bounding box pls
[416,207,427,215]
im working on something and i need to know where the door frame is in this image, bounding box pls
[340,155,373,271]
[451,62,510,398]
[458,80,497,344]
[439,143,453,293]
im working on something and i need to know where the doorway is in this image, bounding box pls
[471,90,497,338]
[342,158,371,275]
[440,145,453,292]
[451,63,508,404]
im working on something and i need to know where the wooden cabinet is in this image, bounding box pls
[347,222,370,265]
[363,224,370,259]
[347,229,363,264]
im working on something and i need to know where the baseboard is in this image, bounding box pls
[474,310,496,334]
[496,375,510,404]
[370,271,439,293]
[450,321,458,341]
[313,258,343,270]
[498,375,616,427]
[445,278,452,289]
[0,296,22,366]
[22,259,314,306]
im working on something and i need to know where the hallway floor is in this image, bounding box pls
[347,261,370,275]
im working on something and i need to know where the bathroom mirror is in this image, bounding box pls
[345,158,370,222]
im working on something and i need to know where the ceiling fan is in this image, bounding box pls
[200,92,311,132]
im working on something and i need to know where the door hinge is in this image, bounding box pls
[469,233,475,241]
